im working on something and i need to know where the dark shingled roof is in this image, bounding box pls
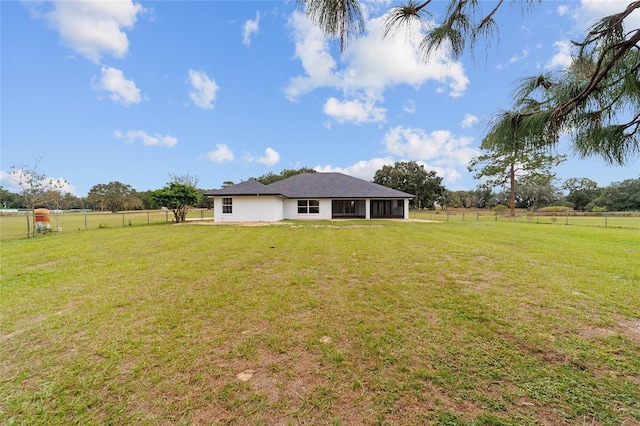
[206,179,282,196]
[267,173,414,199]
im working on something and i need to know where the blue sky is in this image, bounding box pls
[1,0,638,197]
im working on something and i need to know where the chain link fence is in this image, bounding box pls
[411,210,640,229]
[0,209,214,241]
[3,209,638,241]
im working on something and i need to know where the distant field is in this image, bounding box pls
[1,220,639,425]
[411,209,640,229]
[0,209,214,241]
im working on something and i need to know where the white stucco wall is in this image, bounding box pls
[282,199,332,220]
[213,196,411,222]
[213,196,283,222]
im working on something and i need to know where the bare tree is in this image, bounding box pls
[11,158,67,237]
[170,173,199,189]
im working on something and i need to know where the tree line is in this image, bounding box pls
[440,177,640,212]
[0,182,213,212]
[2,163,639,215]
[249,163,640,212]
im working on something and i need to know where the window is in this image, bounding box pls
[370,200,404,218]
[331,200,364,217]
[222,197,232,214]
[298,199,319,214]
[309,200,319,214]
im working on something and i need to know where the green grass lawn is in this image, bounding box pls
[1,220,639,425]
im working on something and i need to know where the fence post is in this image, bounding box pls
[605,212,608,228]
[476,212,479,222]
[462,212,465,222]
[495,212,498,221]
[122,213,125,227]
[84,214,88,230]
[147,211,150,225]
[26,212,31,238]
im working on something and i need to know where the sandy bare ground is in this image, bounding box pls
[181,218,440,226]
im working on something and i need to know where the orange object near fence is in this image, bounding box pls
[34,208,51,232]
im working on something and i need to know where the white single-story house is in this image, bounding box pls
[205,172,415,222]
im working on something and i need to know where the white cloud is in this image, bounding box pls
[383,126,479,168]
[315,157,464,187]
[285,11,469,124]
[461,114,479,129]
[509,47,530,64]
[284,12,341,101]
[573,1,640,32]
[243,12,260,46]
[0,169,76,196]
[114,130,178,147]
[323,97,387,124]
[403,100,416,114]
[244,147,281,166]
[257,147,281,166]
[93,66,141,106]
[543,1,639,72]
[345,17,469,97]
[317,124,480,188]
[315,157,396,181]
[29,0,145,63]
[545,40,573,70]
[188,69,219,110]
[206,144,235,163]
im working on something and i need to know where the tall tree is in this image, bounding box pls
[60,193,84,210]
[484,3,640,165]
[562,178,600,211]
[299,0,640,164]
[253,167,317,185]
[588,177,640,211]
[170,173,200,189]
[170,173,202,207]
[86,182,141,212]
[373,161,444,208]
[469,137,565,216]
[0,186,21,209]
[514,175,561,211]
[150,182,199,223]
[297,0,365,51]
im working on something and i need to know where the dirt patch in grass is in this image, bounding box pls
[620,319,640,344]
[182,221,292,227]
[24,261,59,270]
[580,319,640,344]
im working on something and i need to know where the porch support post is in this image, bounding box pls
[365,199,370,219]
[404,199,410,219]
